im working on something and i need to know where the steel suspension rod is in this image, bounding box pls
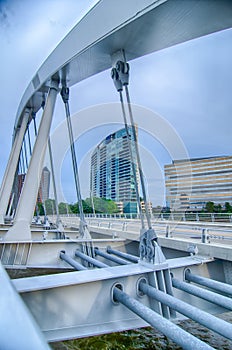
[113,286,214,350]
[106,246,139,263]
[20,147,26,174]
[185,270,232,297]
[172,277,232,311]
[32,112,40,221]
[112,57,153,230]
[32,112,38,137]
[60,250,87,271]
[95,248,131,265]
[27,124,32,155]
[23,139,28,169]
[111,66,144,229]
[124,84,152,229]
[61,87,88,238]
[139,280,232,340]
[75,249,108,268]
[48,137,60,226]
[119,89,145,229]
[41,96,61,228]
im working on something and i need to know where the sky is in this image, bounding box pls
[0,0,232,206]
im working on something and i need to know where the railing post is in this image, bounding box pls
[166,225,171,238]
[201,228,210,243]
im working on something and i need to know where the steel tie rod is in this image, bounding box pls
[106,246,139,263]
[113,286,214,350]
[111,67,144,229]
[60,87,89,238]
[60,250,87,271]
[113,56,152,229]
[172,277,232,311]
[75,249,108,268]
[185,270,232,297]
[139,280,232,340]
[94,248,131,265]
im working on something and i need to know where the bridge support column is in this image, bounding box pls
[0,109,30,224]
[4,80,59,241]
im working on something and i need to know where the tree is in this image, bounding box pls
[205,201,215,213]
[37,202,44,216]
[69,200,93,214]
[68,198,119,215]
[44,199,55,215]
[225,202,232,213]
[69,202,79,214]
[104,198,119,214]
[85,197,119,214]
[58,202,68,214]
[82,200,93,213]
[214,204,222,213]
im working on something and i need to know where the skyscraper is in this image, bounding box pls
[38,166,50,203]
[90,126,139,213]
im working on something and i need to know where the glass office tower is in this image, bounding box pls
[90,126,138,213]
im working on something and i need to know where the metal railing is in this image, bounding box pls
[46,214,232,244]
[63,212,232,223]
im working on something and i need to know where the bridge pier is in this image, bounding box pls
[4,80,59,241]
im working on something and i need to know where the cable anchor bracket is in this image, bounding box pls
[60,86,70,103]
[139,228,166,265]
[111,68,123,92]
[116,60,129,86]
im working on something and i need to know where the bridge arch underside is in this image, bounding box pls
[15,0,232,130]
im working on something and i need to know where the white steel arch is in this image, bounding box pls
[14,0,232,132]
[1,0,232,238]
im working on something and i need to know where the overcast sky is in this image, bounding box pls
[1,0,232,206]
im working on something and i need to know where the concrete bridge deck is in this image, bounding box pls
[1,215,232,268]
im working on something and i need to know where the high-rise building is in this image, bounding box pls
[90,126,139,213]
[165,156,232,211]
[38,166,50,203]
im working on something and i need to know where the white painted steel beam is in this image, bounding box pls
[4,81,59,241]
[12,256,214,342]
[0,109,30,224]
[0,262,51,349]
[14,0,232,135]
